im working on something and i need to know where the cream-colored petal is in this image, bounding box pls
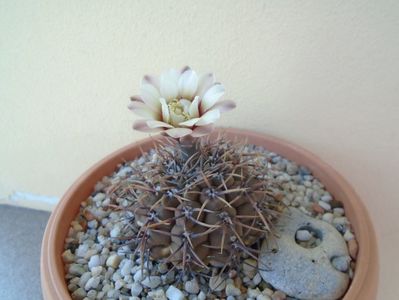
[140,83,161,111]
[133,120,163,132]
[128,101,159,119]
[178,69,198,99]
[147,120,174,129]
[189,96,200,118]
[191,124,215,137]
[208,99,236,113]
[196,73,215,98]
[179,118,200,127]
[179,99,191,113]
[195,109,221,126]
[201,83,225,112]
[130,95,144,103]
[160,69,179,100]
[159,98,170,123]
[142,75,160,90]
[164,128,193,138]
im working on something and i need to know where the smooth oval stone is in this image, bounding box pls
[259,208,350,300]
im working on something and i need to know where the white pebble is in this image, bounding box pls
[62,249,75,263]
[166,285,185,300]
[131,282,143,296]
[106,254,121,268]
[322,213,334,223]
[247,288,262,298]
[141,276,161,289]
[318,201,331,211]
[91,266,103,277]
[225,283,241,296]
[344,230,354,241]
[120,260,133,276]
[296,230,312,241]
[209,275,226,291]
[84,276,100,290]
[148,288,167,300]
[88,255,101,270]
[184,278,200,294]
[333,207,345,216]
[321,194,332,202]
[252,272,262,285]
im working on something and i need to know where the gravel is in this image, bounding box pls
[63,144,357,299]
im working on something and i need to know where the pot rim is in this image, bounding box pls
[41,128,378,299]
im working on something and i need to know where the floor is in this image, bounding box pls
[0,205,50,300]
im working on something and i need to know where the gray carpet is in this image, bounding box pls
[0,205,50,300]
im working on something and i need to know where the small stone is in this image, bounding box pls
[86,289,97,299]
[226,283,241,296]
[133,269,148,282]
[295,230,312,241]
[62,249,75,263]
[318,201,331,211]
[228,269,238,278]
[247,287,262,298]
[331,256,350,272]
[262,288,274,296]
[141,276,161,289]
[209,275,226,291]
[121,260,133,276]
[321,194,333,202]
[115,278,124,290]
[344,230,354,241]
[69,264,85,276]
[311,203,324,214]
[78,272,91,288]
[286,163,298,175]
[197,291,206,300]
[166,285,185,300]
[243,259,257,279]
[348,239,358,259]
[93,193,106,202]
[88,255,101,270]
[71,287,86,300]
[131,282,143,296]
[157,262,169,274]
[84,276,100,290]
[333,207,345,216]
[106,254,121,268]
[322,213,334,223]
[252,272,262,285]
[185,278,200,294]
[257,295,272,300]
[148,288,167,300]
[272,290,286,300]
[91,266,103,277]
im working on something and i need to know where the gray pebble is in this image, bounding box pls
[331,256,350,272]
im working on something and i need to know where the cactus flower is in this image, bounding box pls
[129,67,236,138]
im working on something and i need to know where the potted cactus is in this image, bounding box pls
[41,67,378,300]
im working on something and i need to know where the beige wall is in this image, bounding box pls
[1,0,398,297]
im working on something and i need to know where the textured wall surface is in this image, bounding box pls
[1,0,398,297]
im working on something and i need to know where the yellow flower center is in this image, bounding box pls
[168,99,190,125]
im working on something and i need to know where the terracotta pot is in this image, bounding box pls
[41,128,378,299]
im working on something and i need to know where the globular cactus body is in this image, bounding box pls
[117,136,283,273]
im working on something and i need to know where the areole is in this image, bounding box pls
[40,128,378,299]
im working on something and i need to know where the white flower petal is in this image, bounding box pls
[164,128,193,138]
[191,124,215,137]
[160,69,179,100]
[147,120,174,129]
[201,83,225,112]
[159,98,170,123]
[196,73,215,98]
[178,69,198,99]
[133,120,162,133]
[179,118,200,127]
[208,99,236,113]
[179,99,191,113]
[195,109,221,126]
[142,75,160,90]
[140,83,161,112]
[189,96,200,118]
[128,101,159,119]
